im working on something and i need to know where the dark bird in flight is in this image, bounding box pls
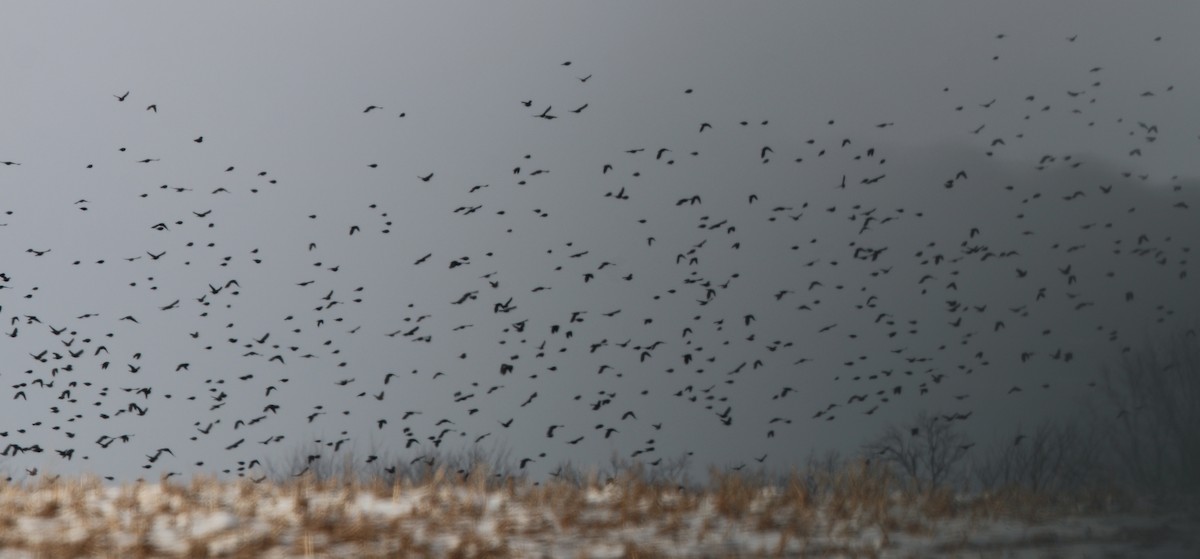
[114,91,129,102]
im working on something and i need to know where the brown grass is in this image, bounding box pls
[0,459,1161,558]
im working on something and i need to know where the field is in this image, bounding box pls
[0,461,1192,558]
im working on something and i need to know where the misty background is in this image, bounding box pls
[0,2,1198,483]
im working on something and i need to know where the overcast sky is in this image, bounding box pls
[0,2,1198,483]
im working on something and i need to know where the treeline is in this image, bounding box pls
[862,325,1200,507]
[266,326,1199,510]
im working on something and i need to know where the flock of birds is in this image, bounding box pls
[0,32,1196,484]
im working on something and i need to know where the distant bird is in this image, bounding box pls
[114,91,129,102]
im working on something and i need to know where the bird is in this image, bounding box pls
[114,91,130,102]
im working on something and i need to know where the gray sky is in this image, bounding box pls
[0,2,1198,482]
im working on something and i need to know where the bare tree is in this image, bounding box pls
[862,410,971,491]
[796,448,843,495]
[973,419,1104,494]
[1096,326,1200,497]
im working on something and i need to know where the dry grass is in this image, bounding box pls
[0,460,1170,558]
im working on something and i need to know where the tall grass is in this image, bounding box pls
[0,451,1155,558]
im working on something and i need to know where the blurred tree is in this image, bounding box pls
[1098,326,1200,498]
[972,418,1104,494]
[862,410,970,491]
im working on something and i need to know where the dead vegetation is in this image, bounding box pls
[0,423,1182,558]
[0,459,1171,558]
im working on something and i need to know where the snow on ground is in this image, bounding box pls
[0,475,1190,557]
